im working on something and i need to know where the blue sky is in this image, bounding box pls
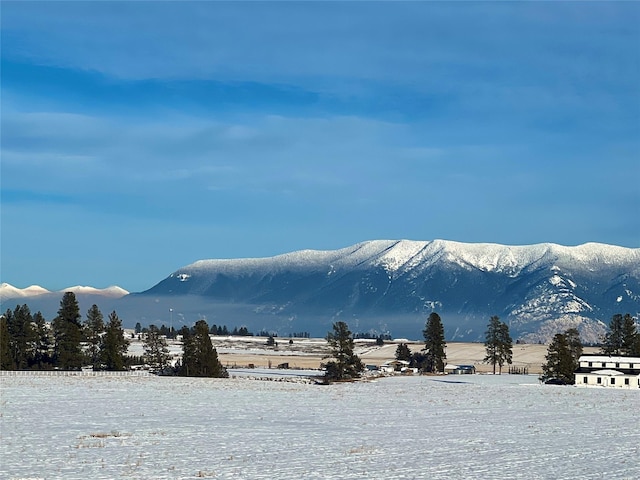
[1,2,639,292]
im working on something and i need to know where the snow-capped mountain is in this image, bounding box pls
[0,283,51,299]
[3,240,638,343]
[1,284,129,321]
[0,283,129,301]
[137,240,639,343]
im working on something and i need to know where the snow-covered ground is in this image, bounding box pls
[1,374,638,479]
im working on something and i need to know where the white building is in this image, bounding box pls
[574,355,640,389]
[380,360,411,373]
[444,364,476,374]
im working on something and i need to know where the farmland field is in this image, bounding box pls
[1,373,638,479]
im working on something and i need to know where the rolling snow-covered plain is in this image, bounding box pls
[1,373,638,479]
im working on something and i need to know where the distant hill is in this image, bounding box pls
[1,284,129,301]
[3,240,638,343]
[1,283,129,324]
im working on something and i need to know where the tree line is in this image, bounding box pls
[134,322,309,340]
[0,295,511,382]
[1,292,227,378]
[3,291,636,384]
[1,293,130,371]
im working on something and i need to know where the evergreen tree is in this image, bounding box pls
[422,312,447,373]
[631,327,640,357]
[395,343,412,362]
[52,292,84,370]
[7,304,35,369]
[411,351,427,370]
[540,329,582,385]
[497,321,513,372]
[100,311,129,371]
[84,304,105,370]
[135,322,142,334]
[195,320,226,377]
[620,313,640,356]
[565,327,583,367]
[484,316,513,374]
[32,311,53,369]
[143,324,171,373]
[484,316,500,374]
[179,326,196,376]
[601,314,625,355]
[324,321,363,382]
[0,313,15,370]
[179,320,227,377]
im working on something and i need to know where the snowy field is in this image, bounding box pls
[1,374,638,479]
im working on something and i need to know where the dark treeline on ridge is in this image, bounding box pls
[133,321,310,341]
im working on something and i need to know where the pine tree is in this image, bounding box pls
[632,329,640,357]
[143,324,171,373]
[32,311,53,369]
[564,327,583,368]
[484,316,501,374]
[100,311,129,371]
[179,320,227,377]
[602,314,625,355]
[423,312,447,373]
[395,343,412,362]
[0,313,15,370]
[195,320,226,377]
[497,321,513,373]
[7,304,35,369]
[620,314,640,356]
[84,304,105,370]
[179,326,196,376]
[540,329,582,385]
[484,316,513,374]
[324,321,363,382]
[52,292,84,370]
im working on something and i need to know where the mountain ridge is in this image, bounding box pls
[2,240,638,343]
[138,239,639,343]
[175,239,638,275]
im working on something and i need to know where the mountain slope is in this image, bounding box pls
[137,240,639,343]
